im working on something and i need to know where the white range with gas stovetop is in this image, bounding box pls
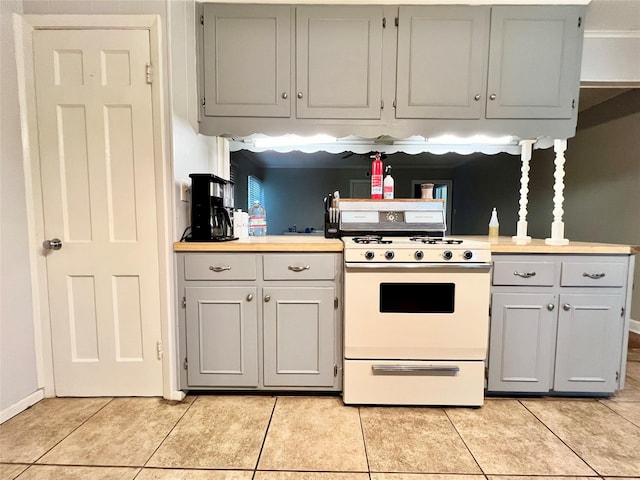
[338,199,491,406]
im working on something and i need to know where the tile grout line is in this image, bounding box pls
[356,406,372,480]
[134,395,202,478]
[31,397,116,467]
[443,407,487,478]
[250,395,278,480]
[517,399,600,477]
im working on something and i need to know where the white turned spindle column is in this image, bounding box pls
[512,140,534,243]
[545,139,570,245]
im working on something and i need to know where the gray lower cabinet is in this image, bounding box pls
[178,252,342,391]
[185,286,259,387]
[263,286,336,386]
[488,254,632,395]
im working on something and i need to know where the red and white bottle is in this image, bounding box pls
[370,153,383,199]
[383,165,394,199]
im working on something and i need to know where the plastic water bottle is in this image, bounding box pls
[249,200,267,236]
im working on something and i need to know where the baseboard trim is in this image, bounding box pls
[0,389,44,423]
[630,318,640,335]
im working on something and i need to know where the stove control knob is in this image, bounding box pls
[463,250,473,260]
[415,250,424,260]
[365,251,375,260]
[385,251,395,260]
[443,250,453,260]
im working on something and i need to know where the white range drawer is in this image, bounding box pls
[560,261,627,287]
[492,261,556,286]
[263,254,335,281]
[343,360,485,406]
[184,254,257,281]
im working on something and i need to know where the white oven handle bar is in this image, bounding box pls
[345,262,491,270]
[371,365,460,376]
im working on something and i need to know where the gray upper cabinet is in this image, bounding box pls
[395,6,490,119]
[202,4,291,117]
[486,6,583,119]
[295,6,384,119]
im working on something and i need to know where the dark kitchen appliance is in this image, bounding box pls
[187,173,237,242]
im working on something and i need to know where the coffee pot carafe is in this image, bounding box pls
[187,173,237,242]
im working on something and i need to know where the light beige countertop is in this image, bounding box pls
[174,235,639,255]
[464,236,639,254]
[174,235,343,252]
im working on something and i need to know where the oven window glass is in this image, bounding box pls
[380,283,455,313]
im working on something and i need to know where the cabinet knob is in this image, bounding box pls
[264,295,271,302]
[474,94,481,101]
[246,294,253,302]
[547,303,555,311]
[297,92,303,99]
[282,92,288,99]
[489,94,497,100]
[563,303,572,311]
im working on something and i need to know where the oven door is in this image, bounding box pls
[344,263,491,360]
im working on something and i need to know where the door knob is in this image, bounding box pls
[282,92,288,99]
[563,303,572,311]
[246,294,254,302]
[547,303,555,311]
[264,295,271,302]
[297,92,303,99]
[474,94,481,101]
[43,238,63,250]
[489,94,497,100]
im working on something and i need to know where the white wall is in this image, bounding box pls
[0,0,40,416]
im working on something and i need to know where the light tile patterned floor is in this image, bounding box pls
[2,337,639,480]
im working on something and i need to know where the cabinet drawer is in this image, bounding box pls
[263,254,335,280]
[560,261,626,287]
[492,261,555,286]
[184,254,257,281]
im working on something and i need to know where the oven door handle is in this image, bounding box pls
[345,262,492,270]
[371,364,460,376]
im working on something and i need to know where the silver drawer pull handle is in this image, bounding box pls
[371,365,460,376]
[514,271,536,278]
[209,265,231,272]
[583,272,605,279]
[288,265,310,272]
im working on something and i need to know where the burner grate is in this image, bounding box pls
[352,235,392,245]
[409,236,463,245]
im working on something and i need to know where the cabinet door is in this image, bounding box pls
[296,6,384,119]
[263,287,336,387]
[185,286,259,387]
[396,6,490,119]
[488,293,557,392]
[554,294,624,393]
[486,6,583,119]
[202,4,291,117]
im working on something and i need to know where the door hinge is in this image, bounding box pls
[202,97,206,107]
[182,296,186,309]
[616,370,619,381]
[334,297,339,308]
[183,357,188,370]
[395,17,399,27]
[382,17,386,28]
[156,340,163,360]
[334,364,339,377]
[145,63,152,84]
[381,100,384,110]
[489,305,492,317]
[578,16,582,28]
[621,307,625,317]
[200,15,204,26]
[392,98,397,109]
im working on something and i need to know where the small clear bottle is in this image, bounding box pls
[249,200,267,236]
[488,207,499,237]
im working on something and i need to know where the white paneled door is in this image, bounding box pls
[33,29,163,396]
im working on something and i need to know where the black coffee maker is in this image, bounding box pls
[187,173,237,242]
